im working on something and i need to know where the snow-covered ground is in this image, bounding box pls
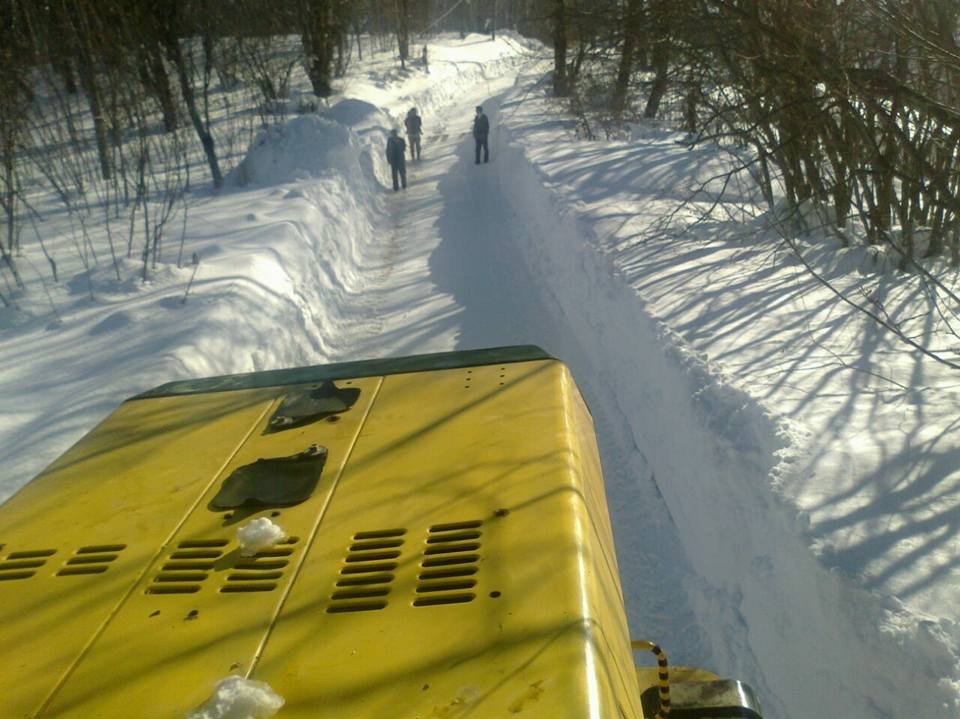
[2,34,959,719]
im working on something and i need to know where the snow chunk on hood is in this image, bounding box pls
[187,676,284,719]
[237,517,287,557]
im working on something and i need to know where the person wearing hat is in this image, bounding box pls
[473,105,490,164]
[385,128,407,191]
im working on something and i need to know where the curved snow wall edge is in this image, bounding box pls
[492,115,957,719]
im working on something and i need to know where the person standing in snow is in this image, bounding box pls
[473,105,490,164]
[386,129,407,191]
[405,108,423,161]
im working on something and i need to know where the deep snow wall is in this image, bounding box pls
[0,115,388,502]
[491,111,958,719]
[0,37,537,500]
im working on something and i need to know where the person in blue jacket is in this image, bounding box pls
[473,105,489,164]
[386,129,407,191]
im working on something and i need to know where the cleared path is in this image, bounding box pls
[352,79,715,677]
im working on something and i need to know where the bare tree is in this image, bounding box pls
[60,1,114,181]
[155,2,223,188]
[552,0,569,96]
[396,0,412,69]
[612,0,644,117]
[642,0,673,119]
[0,0,30,288]
[300,0,339,98]
[237,36,300,123]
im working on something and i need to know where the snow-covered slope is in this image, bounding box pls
[490,93,960,716]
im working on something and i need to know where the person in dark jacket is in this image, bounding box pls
[473,105,490,164]
[386,129,407,191]
[405,108,422,160]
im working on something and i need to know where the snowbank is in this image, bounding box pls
[0,94,386,504]
[491,88,960,718]
[228,115,369,188]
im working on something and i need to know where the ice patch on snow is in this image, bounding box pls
[237,517,287,557]
[187,676,284,719]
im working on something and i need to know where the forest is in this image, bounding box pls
[1,1,959,309]
[2,8,960,716]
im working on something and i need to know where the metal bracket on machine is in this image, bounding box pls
[641,679,764,718]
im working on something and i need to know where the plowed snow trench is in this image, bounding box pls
[354,84,716,683]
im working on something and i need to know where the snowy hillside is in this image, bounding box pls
[2,34,959,719]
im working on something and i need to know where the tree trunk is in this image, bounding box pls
[612,0,643,116]
[552,0,568,97]
[164,35,222,188]
[69,15,112,181]
[683,69,702,133]
[55,56,77,94]
[300,0,335,97]
[140,44,178,132]
[1,143,23,286]
[396,0,410,69]
[643,34,670,118]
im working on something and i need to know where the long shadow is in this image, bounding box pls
[428,97,714,668]
[486,72,960,701]
[428,98,566,353]
[572,144,960,616]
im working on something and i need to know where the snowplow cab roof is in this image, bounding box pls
[0,345,760,718]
